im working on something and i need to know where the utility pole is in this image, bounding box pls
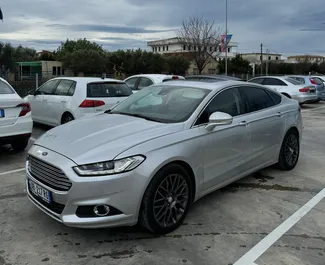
[260,43,263,75]
[266,48,269,75]
[225,0,228,76]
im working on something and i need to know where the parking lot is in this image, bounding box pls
[1,103,325,265]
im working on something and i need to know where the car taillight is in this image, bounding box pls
[299,87,310,93]
[17,103,31,117]
[172,76,179,79]
[310,78,317,85]
[79,99,105,108]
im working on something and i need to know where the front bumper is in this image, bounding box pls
[292,94,318,104]
[26,145,147,228]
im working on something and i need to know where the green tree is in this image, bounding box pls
[57,38,106,74]
[38,51,56,61]
[165,55,190,74]
[218,55,251,74]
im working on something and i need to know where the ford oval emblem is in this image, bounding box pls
[42,152,48,156]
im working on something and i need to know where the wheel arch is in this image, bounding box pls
[61,111,75,124]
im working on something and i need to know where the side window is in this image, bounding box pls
[37,80,59,95]
[67,82,76,96]
[54,80,75,96]
[196,88,243,125]
[239,86,276,112]
[125,77,139,90]
[138,78,154,90]
[266,90,282,105]
[248,78,264,84]
[263,78,287,86]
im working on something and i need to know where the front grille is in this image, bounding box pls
[29,191,65,214]
[28,155,72,191]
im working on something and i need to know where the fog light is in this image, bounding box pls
[93,205,110,217]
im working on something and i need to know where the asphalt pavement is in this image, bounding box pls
[0,103,325,265]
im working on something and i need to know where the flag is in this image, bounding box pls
[220,34,233,52]
[0,8,3,21]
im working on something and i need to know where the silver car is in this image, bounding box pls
[26,81,302,234]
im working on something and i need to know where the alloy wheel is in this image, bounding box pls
[284,134,299,166]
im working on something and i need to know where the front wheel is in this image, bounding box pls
[61,113,74,124]
[277,130,300,170]
[139,164,192,234]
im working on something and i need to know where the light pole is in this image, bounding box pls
[225,0,228,76]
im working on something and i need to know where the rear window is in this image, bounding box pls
[87,82,133,98]
[0,80,15,94]
[311,77,323,85]
[285,78,302,85]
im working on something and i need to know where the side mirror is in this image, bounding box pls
[205,112,233,131]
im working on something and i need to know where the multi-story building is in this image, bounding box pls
[147,37,239,74]
[287,55,325,64]
[240,52,282,64]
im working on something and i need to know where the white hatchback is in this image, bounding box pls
[24,77,133,126]
[0,78,33,151]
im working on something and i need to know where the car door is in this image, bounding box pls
[46,79,76,126]
[29,79,59,123]
[125,77,140,92]
[137,77,154,90]
[262,77,287,92]
[238,85,285,169]
[194,87,252,190]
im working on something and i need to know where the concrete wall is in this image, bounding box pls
[41,61,63,79]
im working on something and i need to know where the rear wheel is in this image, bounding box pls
[139,164,192,234]
[11,139,29,151]
[61,113,74,124]
[277,129,300,170]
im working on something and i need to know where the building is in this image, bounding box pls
[147,37,239,74]
[240,52,282,64]
[287,55,325,64]
[36,50,54,58]
[16,61,64,80]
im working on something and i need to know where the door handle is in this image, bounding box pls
[61,100,67,103]
[277,112,283,117]
[239,121,248,126]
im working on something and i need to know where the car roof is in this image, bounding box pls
[51,77,125,83]
[125,74,184,82]
[186,74,241,80]
[250,76,289,80]
[152,80,248,91]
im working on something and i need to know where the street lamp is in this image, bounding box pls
[225,0,228,76]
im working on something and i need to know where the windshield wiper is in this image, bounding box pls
[108,111,162,122]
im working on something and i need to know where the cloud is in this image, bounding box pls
[0,0,325,55]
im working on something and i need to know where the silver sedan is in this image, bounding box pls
[26,80,302,234]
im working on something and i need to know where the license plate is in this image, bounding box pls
[0,109,4,118]
[28,180,52,203]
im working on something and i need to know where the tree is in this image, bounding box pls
[38,51,56,61]
[165,55,190,74]
[218,55,251,74]
[177,16,222,74]
[56,38,106,74]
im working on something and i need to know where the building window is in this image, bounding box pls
[276,56,278,60]
[188,45,191,51]
[52,66,57,76]
[163,46,165,51]
[193,46,196,51]
[209,47,212,52]
[57,66,61,75]
[227,47,231,53]
[183,45,186,51]
[268,56,271,60]
[166,46,169,51]
[159,47,161,52]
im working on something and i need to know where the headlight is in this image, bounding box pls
[73,155,145,176]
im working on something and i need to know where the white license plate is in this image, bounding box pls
[29,180,52,203]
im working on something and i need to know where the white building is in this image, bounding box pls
[147,37,238,59]
[240,52,282,64]
[287,55,325,64]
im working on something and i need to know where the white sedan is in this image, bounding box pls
[0,78,33,151]
[124,74,185,92]
[248,76,317,105]
[24,77,133,126]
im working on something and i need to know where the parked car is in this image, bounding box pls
[0,77,32,151]
[185,74,242,82]
[287,75,325,102]
[248,76,317,105]
[26,80,302,234]
[311,75,325,86]
[124,74,185,92]
[24,77,133,126]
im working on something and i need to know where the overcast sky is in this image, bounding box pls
[1,0,325,56]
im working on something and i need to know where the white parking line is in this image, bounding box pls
[30,137,36,142]
[0,168,25,176]
[233,188,325,265]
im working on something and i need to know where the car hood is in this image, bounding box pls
[35,113,183,165]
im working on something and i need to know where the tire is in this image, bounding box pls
[139,163,193,234]
[11,139,29,151]
[277,129,300,170]
[61,113,74,124]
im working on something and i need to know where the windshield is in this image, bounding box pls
[87,82,132,97]
[110,85,210,123]
[285,78,302,85]
[0,80,15,94]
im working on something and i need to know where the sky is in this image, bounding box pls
[1,0,325,56]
